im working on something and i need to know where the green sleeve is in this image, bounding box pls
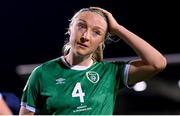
[113,61,129,89]
[21,65,42,112]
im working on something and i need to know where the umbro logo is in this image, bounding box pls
[56,77,66,84]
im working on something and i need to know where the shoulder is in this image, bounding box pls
[93,60,127,71]
[26,57,62,84]
[42,57,61,68]
[35,57,61,71]
[30,57,61,76]
[96,60,127,66]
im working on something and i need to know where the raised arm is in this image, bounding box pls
[92,7,167,84]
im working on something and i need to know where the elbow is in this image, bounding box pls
[153,56,167,72]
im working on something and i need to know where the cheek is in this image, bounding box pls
[95,36,104,44]
[92,39,103,49]
[69,28,78,42]
[69,32,76,46]
[70,26,81,39]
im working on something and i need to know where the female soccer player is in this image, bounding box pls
[19,7,166,115]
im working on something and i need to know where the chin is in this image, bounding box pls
[75,49,91,57]
[76,52,88,56]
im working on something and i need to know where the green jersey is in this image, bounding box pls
[21,56,129,115]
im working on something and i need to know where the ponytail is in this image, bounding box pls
[62,42,71,56]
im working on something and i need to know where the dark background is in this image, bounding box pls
[0,0,180,114]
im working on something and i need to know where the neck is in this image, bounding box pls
[64,52,93,67]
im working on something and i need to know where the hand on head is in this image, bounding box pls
[89,7,120,35]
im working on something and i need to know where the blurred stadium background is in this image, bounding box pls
[0,0,180,114]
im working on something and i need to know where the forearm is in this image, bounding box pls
[0,99,13,115]
[19,106,35,115]
[114,25,167,69]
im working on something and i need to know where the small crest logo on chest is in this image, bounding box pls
[86,71,99,83]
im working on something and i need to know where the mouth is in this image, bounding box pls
[77,42,88,48]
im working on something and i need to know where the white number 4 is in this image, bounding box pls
[72,82,85,103]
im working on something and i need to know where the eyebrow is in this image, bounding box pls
[77,19,106,32]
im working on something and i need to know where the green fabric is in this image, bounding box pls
[21,57,126,115]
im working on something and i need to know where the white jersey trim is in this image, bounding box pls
[21,102,36,113]
[123,64,133,89]
[61,56,93,70]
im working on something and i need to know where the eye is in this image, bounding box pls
[93,29,103,36]
[77,22,86,29]
[94,31,101,35]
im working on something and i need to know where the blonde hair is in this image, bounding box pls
[62,7,110,62]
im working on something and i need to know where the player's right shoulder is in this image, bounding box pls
[42,57,61,65]
[40,57,62,72]
[30,57,62,76]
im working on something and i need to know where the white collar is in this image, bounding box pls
[61,56,93,70]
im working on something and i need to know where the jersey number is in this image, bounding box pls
[72,82,85,103]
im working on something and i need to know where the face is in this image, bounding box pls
[69,11,108,57]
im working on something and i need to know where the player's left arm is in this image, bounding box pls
[112,24,167,85]
[92,7,167,84]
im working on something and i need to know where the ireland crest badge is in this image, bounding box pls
[86,71,99,83]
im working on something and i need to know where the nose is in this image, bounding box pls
[81,30,90,41]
